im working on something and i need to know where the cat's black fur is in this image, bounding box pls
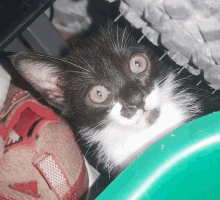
[11,22,220,181]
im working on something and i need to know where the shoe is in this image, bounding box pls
[0,83,88,200]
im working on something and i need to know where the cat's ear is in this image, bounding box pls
[11,52,65,109]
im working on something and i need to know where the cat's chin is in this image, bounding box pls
[129,108,161,130]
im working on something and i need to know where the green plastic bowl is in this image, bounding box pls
[96,111,220,200]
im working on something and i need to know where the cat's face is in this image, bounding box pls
[11,23,200,171]
[11,25,162,129]
[83,52,158,126]
[64,27,171,133]
[72,52,159,130]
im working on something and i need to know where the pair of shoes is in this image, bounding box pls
[0,83,88,200]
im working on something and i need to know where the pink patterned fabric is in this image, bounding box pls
[0,83,89,200]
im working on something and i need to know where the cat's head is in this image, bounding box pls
[11,23,196,137]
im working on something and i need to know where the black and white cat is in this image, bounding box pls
[11,22,220,178]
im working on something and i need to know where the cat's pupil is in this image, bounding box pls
[135,61,140,67]
[97,91,102,97]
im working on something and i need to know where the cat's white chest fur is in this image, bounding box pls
[103,100,186,169]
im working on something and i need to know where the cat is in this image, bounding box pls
[11,22,220,179]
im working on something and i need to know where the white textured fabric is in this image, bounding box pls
[45,0,91,39]
[34,153,70,198]
[0,64,11,112]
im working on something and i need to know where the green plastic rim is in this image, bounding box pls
[96,111,220,200]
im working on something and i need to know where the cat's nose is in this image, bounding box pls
[120,84,145,109]
[128,95,145,109]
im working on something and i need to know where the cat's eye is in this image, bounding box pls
[89,85,109,104]
[129,54,148,74]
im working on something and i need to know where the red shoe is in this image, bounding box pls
[0,83,88,200]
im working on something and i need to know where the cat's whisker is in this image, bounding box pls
[83,143,94,158]
[58,75,90,87]
[108,25,120,54]
[108,168,112,180]
[75,130,83,142]
[121,27,127,52]
[172,83,219,102]
[60,60,91,73]
[174,74,194,83]
[171,76,207,94]
[108,163,115,178]
[186,92,215,101]
[31,53,92,73]
[89,148,99,157]
[65,62,92,73]
[73,46,96,74]
[58,70,91,76]
[157,74,169,85]
[180,85,210,93]
[76,134,86,144]
[91,119,110,131]
[69,55,85,64]
[116,23,120,52]
[173,67,181,74]
[79,119,110,143]
[123,29,133,47]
